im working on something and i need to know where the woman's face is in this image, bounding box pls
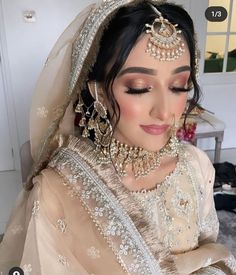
[110,34,191,152]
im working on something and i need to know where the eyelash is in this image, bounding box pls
[125,87,150,94]
[125,86,192,95]
[170,86,192,93]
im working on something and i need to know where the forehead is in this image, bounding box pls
[123,34,190,72]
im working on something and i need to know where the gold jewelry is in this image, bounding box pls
[145,4,185,61]
[96,130,180,179]
[75,94,93,138]
[75,82,113,146]
[92,82,113,148]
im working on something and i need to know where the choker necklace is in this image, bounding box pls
[96,135,180,179]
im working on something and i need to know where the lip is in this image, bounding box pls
[140,124,170,135]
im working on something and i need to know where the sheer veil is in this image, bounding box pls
[28,0,164,190]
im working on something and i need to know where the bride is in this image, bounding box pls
[0,0,235,274]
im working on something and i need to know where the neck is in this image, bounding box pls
[96,136,180,179]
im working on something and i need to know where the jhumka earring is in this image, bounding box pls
[145,4,185,61]
[92,82,113,148]
[75,93,92,138]
[75,81,113,148]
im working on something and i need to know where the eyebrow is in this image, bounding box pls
[172,65,191,74]
[118,65,191,77]
[118,67,157,77]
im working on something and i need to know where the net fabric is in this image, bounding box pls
[28,0,133,190]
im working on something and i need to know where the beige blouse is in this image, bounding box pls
[114,143,218,255]
[0,136,235,274]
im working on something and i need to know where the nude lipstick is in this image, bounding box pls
[140,124,169,135]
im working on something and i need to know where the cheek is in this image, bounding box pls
[116,95,144,120]
[174,95,188,117]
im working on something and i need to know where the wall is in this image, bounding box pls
[199,83,236,150]
[1,0,93,148]
[190,0,236,151]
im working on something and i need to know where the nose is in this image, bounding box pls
[150,86,171,122]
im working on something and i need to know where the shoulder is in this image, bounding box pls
[181,143,215,182]
[33,167,64,190]
[182,143,213,167]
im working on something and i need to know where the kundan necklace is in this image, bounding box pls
[96,135,180,179]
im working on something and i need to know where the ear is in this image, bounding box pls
[87,81,106,106]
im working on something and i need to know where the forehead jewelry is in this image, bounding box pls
[145,4,185,61]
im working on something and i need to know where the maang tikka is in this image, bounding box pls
[75,81,113,148]
[145,4,185,61]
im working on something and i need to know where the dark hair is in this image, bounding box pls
[79,1,201,139]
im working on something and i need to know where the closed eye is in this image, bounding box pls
[170,86,192,93]
[125,87,151,94]
[125,86,191,94]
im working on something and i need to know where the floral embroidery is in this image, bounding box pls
[57,219,67,233]
[87,246,101,259]
[94,207,105,217]
[171,186,193,219]
[22,264,32,275]
[36,106,48,118]
[49,138,164,275]
[119,243,129,256]
[58,255,69,266]
[32,201,40,216]
[11,225,23,235]
[105,219,123,236]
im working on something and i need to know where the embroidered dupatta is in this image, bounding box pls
[0,136,175,274]
[48,136,176,274]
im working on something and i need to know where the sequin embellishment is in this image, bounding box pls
[57,219,67,233]
[58,255,69,266]
[49,141,164,275]
[36,106,48,118]
[87,246,101,259]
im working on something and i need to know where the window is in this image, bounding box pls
[204,0,236,73]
